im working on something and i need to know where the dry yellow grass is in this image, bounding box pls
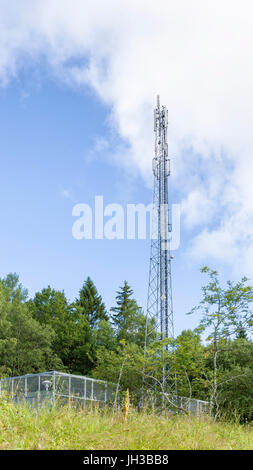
[0,398,252,450]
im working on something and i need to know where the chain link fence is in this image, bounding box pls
[0,371,209,415]
[166,395,209,415]
[0,371,117,407]
[140,391,209,416]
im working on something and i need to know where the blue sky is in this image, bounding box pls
[1,1,253,336]
[0,68,228,335]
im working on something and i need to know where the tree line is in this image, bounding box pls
[0,268,252,421]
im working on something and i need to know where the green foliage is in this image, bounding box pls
[75,277,108,327]
[0,272,28,303]
[111,281,146,346]
[92,319,117,353]
[0,275,62,376]
[189,267,253,419]
[215,339,253,422]
[27,278,115,375]
[172,330,207,399]
[92,341,143,395]
[0,399,253,450]
[191,267,253,339]
[0,286,17,376]
[1,269,253,423]
[28,286,92,375]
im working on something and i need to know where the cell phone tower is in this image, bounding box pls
[144,96,175,381]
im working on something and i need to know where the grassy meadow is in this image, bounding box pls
[0,398,252,450]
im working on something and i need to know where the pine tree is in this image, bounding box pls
[75,277,108,328]
[111,281,143,344]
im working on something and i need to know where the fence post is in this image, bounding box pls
[38,375,41,405]
[53,373,56,406]
[69,375,71,406]
[105,382,107,403]
[91,380,94,401]
[84,377,86,408]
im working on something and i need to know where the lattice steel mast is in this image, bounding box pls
[145,96,174,360]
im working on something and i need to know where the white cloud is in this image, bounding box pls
[181,188,216,229]
[1,0,253,273]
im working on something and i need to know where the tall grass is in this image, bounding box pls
[0,397,252,450]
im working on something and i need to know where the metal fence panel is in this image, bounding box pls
[70,376,85,399]
[40,374,54,392]
[0,371,116,406]
[55,374,69,396]
[13,377,25,395]
[0,371,208,415]
[2,378,11,394]
[106,384,116,402]
[85,379,92,400]
[93,381,106,402]
[27,375,39,394]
